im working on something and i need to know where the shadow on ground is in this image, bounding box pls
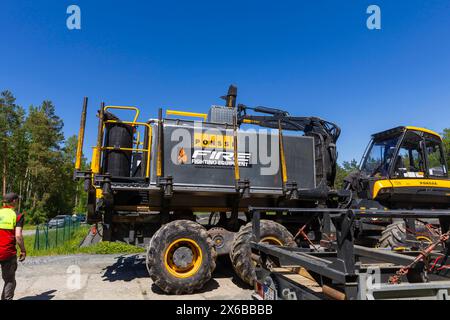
[150,279,220,295]
[101,253,251,294]
[19,290,57,300]
[102,254,148,282]
[214,256,252,290]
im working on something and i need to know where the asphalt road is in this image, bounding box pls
[5,254,253,300]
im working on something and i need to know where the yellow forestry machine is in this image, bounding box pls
[250,126,450,300]
[345,126,450,249]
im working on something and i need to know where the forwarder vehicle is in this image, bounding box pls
[344,126,450,249]
[249,127,450,300]
[74,86,342,294]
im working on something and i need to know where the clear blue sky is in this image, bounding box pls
[1,0,450,163]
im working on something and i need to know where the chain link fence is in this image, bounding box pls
[34,216,82,250]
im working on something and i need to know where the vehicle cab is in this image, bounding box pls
[358,126,450,208]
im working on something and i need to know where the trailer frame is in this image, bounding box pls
[249,206,450,300]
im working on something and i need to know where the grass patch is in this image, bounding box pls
[24,226,90,257]
[78,241,144,255]
[23,224,36,231]
[24,226,144,257]
[194,212,210,217]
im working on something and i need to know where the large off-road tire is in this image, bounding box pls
[378,220,436,249]
[230,220,296,286]
[146,220,217,294]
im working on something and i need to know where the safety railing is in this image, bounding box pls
[93,105,152,178]
[33,216,82,251]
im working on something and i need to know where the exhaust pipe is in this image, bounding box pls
[222,85,238,109]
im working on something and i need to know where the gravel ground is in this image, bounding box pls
[3,254,253,300]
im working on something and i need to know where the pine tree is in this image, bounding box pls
[0,90,88,223]
[63,135,87,214]
[0,91,23,196]
[25,101,65,222]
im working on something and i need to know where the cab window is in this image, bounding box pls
[392,131,425,178]
[361,137,399,177]
[425,134,447,177]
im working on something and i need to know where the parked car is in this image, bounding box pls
[48,215,69,228]
[70,214,86,223]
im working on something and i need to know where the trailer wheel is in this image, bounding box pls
[378,221,436,250]
[146,220,217,294]
[230,220,296,286]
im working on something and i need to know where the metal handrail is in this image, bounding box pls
[103,119,153,178]
[104,105,140,123]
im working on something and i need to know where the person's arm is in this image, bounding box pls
[15,227,26,261]
[15,215,26,261]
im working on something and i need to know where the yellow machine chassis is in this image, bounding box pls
[373,179,450,199]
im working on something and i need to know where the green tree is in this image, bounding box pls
[25,101,66,223]
[0,91,86,224]
[61,135,88,215]
[0,91,24,196]
[335,159,359,189]
[7,106,29,211]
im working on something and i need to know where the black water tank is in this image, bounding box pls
[103,113,133,177]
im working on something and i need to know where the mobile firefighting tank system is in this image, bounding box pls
[74,86,341,293]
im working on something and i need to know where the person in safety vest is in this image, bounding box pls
[0,192,25,300]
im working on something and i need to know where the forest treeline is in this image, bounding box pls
[0,90,86,224]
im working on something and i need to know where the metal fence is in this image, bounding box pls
[34,216,82,250]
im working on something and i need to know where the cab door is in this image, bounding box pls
[423,133,448,179]
[389,130,425,179]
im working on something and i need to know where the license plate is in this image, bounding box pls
[256,281,277,300]
[263,285,276,300]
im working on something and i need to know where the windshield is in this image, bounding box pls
[361,130,448,179]
[361,136,400,177]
